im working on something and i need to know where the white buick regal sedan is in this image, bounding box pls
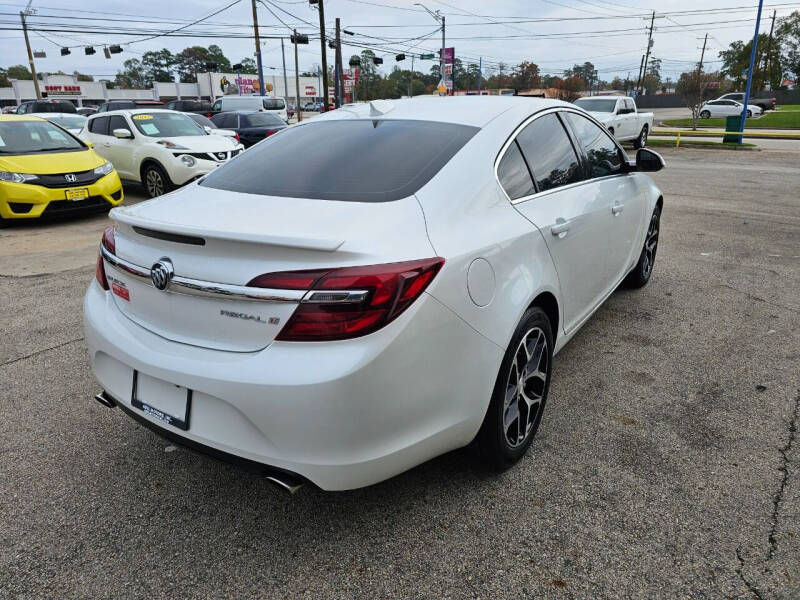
[84,96,664,492]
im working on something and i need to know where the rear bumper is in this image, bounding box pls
[0,171,123,220]
[83,281,503,490]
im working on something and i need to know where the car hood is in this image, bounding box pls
[149,135,239,152]
[0,148,105,174]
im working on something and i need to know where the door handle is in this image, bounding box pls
[612,202,624,215]
[551,218,570,236]
[102,142,111,148]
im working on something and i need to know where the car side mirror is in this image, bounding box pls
[113,128,133,139]
[635,148,665,172]
[85,141,94,149]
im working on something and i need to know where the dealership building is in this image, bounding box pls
[0,72,324,109]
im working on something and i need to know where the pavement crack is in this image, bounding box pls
[767,389,799,561]
[736,547,765,600]
[0,337,84,368]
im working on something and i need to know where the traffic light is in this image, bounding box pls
[291,33,309,44]
[372,57,383,65]
[60,47,70,56]
[232,63,242,71]
[349,56,361,67]
[395,54,405,62]
[109,45,123,54]
[85,46,96,55]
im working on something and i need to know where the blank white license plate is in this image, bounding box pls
[131,371,192,431]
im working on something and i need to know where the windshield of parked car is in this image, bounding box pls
[187,113,216,128]
[0,119,85,154]
[131,112,206,137]
[574,98,618,113]
[241,113,285,127]
[201,119,478,202]
[46,115,88,130]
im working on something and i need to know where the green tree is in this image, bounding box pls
[511,61,541,91]
[114,58,148,89]
[207,44,232,72]
[141,49,175,83]
[175,45,231,82]
[676,70,724,129]
[777,11,800,82]
[239,57,258,74]
[720,34,781,89]
[7,65,32,80]
[73,71,94,82]
[0,67,8,87]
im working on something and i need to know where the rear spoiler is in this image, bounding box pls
[111,208,345,252]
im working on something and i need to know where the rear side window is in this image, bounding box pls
[516,113,582,193]
[88,116,109,135]
[262,98,285,110]
[201,119,478,202]
[563,112,623,178]
[497,141,535,200]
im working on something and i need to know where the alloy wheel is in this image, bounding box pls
[146,169,164,197]
[639,127,648,147]
[503,327,549,448]
[642,212,659,278]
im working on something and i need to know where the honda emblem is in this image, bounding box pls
[64,173,77,183]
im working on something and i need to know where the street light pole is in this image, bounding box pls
[315,0,329,110]
[293,30,302,122]
[739,0,765,140]
[281,38,289,105]
[415,3,446,94]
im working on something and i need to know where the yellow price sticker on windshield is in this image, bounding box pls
[132,114,153,120]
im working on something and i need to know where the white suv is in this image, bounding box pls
[81,109,244,197]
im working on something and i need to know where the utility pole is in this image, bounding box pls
[20,8,41,100]
[761,10,777,90]
[478,57,482,93]
[335,18,343,107]
[695,33,708,83]
[315,0,329,110]
[251,0,266,96]
[293,30,302,122]
[635,54,645,96]
[415,4,446,94]
[281,38,289,104]
[640,11,656,95]
[408,55,414,97]
[441,14,446,94]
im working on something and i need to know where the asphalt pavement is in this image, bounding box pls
[1,149,798,599]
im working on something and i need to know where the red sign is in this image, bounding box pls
[343,68,359,92]
[44,85,82,96]
[439,47,455,64]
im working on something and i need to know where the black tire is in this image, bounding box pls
[624,206,661,289]
[746,110,752,118]
[700,110,710,119]
[142,163,173,198]
[633,124,649,149]
[475,306,553,470]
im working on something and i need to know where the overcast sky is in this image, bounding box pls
[0,0,796,83]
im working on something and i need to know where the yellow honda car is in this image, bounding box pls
[0,114,123,224]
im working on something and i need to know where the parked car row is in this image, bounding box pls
[698,99,763,119]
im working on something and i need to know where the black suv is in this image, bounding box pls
[164,99,212,113]
[16,100,77,114]
[95,100,164,112]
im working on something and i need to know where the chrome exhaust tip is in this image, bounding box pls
[266,474,304,495]
[94,391,117,408]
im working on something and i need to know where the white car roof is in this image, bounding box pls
[89,108,181,117]
[317,96,573,128]
[30,112,86,118]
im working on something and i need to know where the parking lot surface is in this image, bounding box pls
[1,149,798,599]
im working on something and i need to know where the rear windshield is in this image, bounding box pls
[46,115,87,130]
[262,98,285,110]
[31,102,77,113]
[200,119,478,202]
[574,98,618,113]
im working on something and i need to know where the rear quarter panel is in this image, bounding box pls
[415,111,562,352]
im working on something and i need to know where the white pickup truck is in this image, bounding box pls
[573,95,653,149]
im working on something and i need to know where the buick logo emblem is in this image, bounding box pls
[64,173,77,182]
[150,258,174,291]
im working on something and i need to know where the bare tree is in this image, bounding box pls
[676,71,721,130]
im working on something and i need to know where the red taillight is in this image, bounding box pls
[205,113,212,118]
[249,258,445,341]
[234,132,240,142]
[265,129,277,137]
[96,225,115,290]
